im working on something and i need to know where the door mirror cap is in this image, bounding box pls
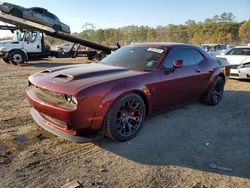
[173,60,183,69]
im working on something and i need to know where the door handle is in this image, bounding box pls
[196,69,201,73]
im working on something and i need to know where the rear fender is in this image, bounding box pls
[204,67,225,95]
[90,82,152,130]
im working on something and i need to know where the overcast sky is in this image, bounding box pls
[0,0,249,37]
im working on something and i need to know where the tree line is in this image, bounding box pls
[45,12,250,46]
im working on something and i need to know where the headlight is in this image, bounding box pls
[241,63,250,68]
[64,95,77,105]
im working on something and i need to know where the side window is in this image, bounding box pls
[164,49,196,68]
[191,49,205,64]
[30,32,38,43]
[45,12,56,20]
[31,8,44,14]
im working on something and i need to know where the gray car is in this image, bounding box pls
[0,2,71,34]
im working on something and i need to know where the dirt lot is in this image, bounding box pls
[0,58,249,188]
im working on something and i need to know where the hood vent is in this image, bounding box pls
[41,70,51,74]
[54,74,73,81]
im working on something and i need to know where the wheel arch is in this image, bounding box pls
[90,82,152,130]
[203,68,226,97]
[8,49,28,61]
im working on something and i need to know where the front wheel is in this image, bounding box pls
[8,50,25,65]
[105,93,146,141]
[203,76,225,106]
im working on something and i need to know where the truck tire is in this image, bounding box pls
[53,25,62,32]
[2,58,10,64]
[95,51,107,61]
[8,50,26,65]
[10,8,23,18]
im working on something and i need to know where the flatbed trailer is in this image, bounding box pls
[0,11,118,64]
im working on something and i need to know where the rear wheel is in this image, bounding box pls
[53,25,62,32]
[10,8,23,18]
[8,50,25,65]
[95,51,107,61]
[105,93,146,141]
[203,76,225,106]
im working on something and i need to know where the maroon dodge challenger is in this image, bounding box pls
[26,43,230,142]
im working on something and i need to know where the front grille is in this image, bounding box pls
[230,73,239,77]
[230,65,239,69]
[31,85,76,110]
[41,113,67,129]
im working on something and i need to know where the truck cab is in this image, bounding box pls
[0,30,42,64]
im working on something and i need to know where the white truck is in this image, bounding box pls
[201,44,234,56]
[0,30,48,64]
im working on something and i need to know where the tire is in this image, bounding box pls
[105,93,146,141]
[10,8,23,18]
[53,25,62,32]
[95,51,107,61]
[2,58,10,64]
[203,76,225,106]
[8,50,25,65]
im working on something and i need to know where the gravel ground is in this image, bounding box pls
[0,58,250,188]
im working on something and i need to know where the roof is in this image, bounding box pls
[127,42,194,48]
[234,45,250,48]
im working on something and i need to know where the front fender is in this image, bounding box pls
[90,82,152,130]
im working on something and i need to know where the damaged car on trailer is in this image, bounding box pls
[0,2,70,33]
[26,43,230,142]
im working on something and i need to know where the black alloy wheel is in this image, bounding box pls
[105,93,146,141]
[203,76,225,106]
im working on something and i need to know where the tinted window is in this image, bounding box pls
[164,49,196,68]
[45,12,56,20]
[191,49,205,64]
[31,8,44,14]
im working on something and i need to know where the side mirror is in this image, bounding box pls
[173,59,183,69]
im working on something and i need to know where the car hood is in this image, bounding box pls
[217,55,250,65]
[29,63,148,95]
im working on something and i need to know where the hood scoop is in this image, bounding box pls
[41,70,51,74]
[53,74,73,81]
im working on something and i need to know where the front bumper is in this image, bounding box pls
[30,108,92,143]
[230,67,250,79]
[30,108,104,143]
[0,5,11,13]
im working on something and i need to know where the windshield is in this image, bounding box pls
[13,31,25,41]
[101,46,166,69]
[226,48,250,56]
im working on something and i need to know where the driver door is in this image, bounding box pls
[23,31,42,53]
[155,48,203,111]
